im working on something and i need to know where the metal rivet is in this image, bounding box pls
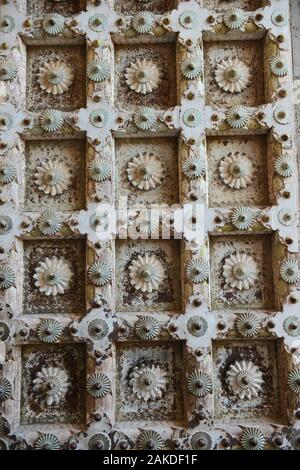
[278,89,287,98]
[217,321,226,330]
[93,94,101,103]
[120,440,128,450]
[221,437,230,448]
[94,412,102,421]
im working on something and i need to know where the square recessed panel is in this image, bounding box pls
[204,40,265,107]
[114,43,176,111]
[212,339,284,423]
[202,0,265,11]
[116,341,184,423]
[21,343,86,424]
[114,0,175,14]
[209,234,275,310]
[115,137,179,207]
[23,238,86,315]
[26,45,86,112]
[27,0,86,15]
[116,239,182,312]
[24,138,86,211]
[207,134,269,207]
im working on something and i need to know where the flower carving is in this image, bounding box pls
[42,14,65,36]
[129,253,165,293]
[241,428,265,451]
[219,153,254,189]
[280,258,300,284]
[33,257,73,296]
[0,59,17,81]
[129,363,167,401]
[34,160,71,196]
[87,59,110,82]
[223,7,247,30]
[86,372,111,398]
[40,109,64,132]
[137,430,163,450]
[235,312,260,338]
[134,209,160,236]
[180,56,202,79]
[288,368,300,395]
[37,60,73,95]
[133,107,156,130]
[125,59,160,95]
[33,367,69,406]
[230,207,255,230]
[88,261,112,286]
[186,258,209,283]
[226,360,263,400]
[215,58,250,93]
[0,164,16,184]
[135,316,160,340]
[182,156,205,179]
[37,211,63,236]
[274,155,294,178]
[37,318,63,343]
[223,253,258,290]
[88,158,111,182]
[270,55,288,77]
[0,265,15,290]
[187,371,212,397]
[0,377,12,402]
[127,153,165,190]
[132,12,154,34]
[35,434,60,450]
[225,106,251,129]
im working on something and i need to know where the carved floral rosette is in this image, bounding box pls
[0,0,299,452]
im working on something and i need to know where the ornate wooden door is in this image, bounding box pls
[0,0,299,451]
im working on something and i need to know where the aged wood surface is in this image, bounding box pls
[0,0,299,450]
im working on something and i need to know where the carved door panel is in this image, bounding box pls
[0,0,299,451]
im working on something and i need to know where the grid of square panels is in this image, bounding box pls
[0,0,299,452]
